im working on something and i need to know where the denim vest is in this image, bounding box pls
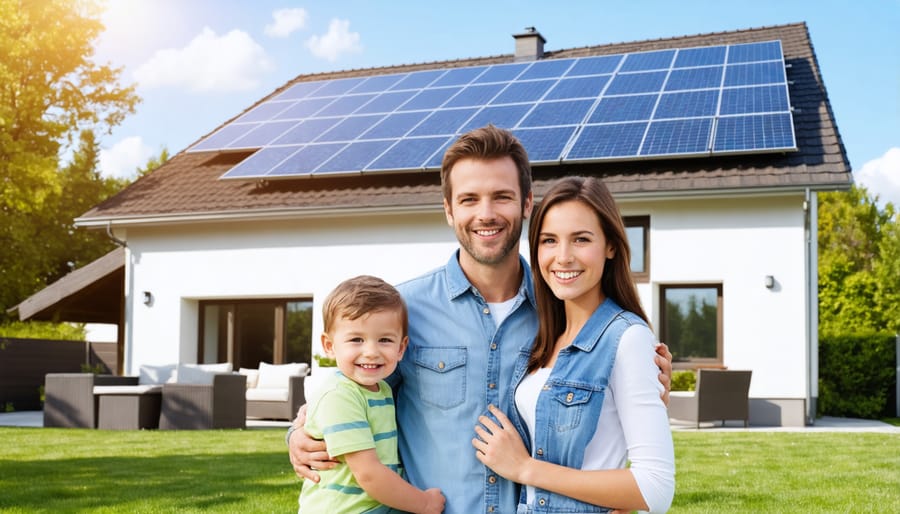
[507,298,646,514]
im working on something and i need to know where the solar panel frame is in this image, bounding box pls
[208,39,795,179]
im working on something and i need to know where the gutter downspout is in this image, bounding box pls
[804,188,818,425]
[106,222,130,376]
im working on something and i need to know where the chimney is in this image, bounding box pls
[513,26,546,62]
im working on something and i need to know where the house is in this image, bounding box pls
[22,23,851,426]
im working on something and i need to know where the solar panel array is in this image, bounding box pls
[191,40,796,180]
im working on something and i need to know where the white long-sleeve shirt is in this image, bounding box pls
[516,324,675,512]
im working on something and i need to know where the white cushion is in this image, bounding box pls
[94,384,163,395]
[138,364,176,385]
[246,388,289,402]
[238,368,260,389]
[176,362,234,385]
[257,362,309,389]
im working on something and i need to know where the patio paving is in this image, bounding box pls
[0,410,896,432]
[0,410,291,429]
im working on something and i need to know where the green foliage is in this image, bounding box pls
[135,146,170,178]
[0,321,86,340]
[818,185,900,335]
[818,332,897,418]
[314,354,337,367]
[80,362,107,374]
[671,370,696,391]
[0,0,138,322]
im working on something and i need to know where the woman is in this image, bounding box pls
[472,176,675,513]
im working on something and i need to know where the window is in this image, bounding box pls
[199,299,313,369]
[625,216,649,282]
[659,284,722,367]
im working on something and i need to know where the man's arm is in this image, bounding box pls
[287,405,338,481]
[655,342,673,406]
[343,449,445,514]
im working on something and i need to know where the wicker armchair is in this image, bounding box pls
[669,369,753,428]
[159,373,247,429]
[44,373,139,428]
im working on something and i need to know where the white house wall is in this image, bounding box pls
[623,194,809,401]
[122,193,810,412]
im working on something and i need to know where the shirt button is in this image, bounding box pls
[539,498,546,506]
[537,448,543,456]
[438,361,445,370]
[483,307,490,314]
[566,392,574,403]
[488,383,495,389]
[490,343,497,350]
[488,475,497,484]
[487,507,494,512]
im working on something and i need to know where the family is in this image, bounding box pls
[286,125,676,513]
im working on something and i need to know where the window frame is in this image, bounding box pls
[624,215,650,283]
[197,297,313,368]
[658,283,723,370]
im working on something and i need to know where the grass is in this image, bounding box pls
[0,428,897,512]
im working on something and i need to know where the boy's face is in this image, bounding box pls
[321,309,408,392]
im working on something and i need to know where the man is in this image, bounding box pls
[289,125,672,513]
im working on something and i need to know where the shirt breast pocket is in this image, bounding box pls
[413,347,467,409]
[550,385,596,432]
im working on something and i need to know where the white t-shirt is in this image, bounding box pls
[487,298,517,327]
[515,324,675,512]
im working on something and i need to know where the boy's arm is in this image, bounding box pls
[343,449,445,514]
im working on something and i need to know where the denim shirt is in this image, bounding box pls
[506,298,646,514]
[393,251,537,514]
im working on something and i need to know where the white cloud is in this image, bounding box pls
[264,8,308,38]
[855,147,900,208]
[133,27,274,92]
[99,136,153,180]
[305,18,362,62]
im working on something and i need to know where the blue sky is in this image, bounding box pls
[92,0,900,205]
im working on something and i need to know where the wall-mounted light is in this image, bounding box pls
[764,275,775,289]
[142,291,153,306]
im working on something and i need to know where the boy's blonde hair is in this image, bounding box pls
[322,275,408,337]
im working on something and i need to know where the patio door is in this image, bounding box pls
[198,299,313,368]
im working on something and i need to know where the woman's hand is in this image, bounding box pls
[472,404,532,483]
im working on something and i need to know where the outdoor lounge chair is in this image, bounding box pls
[159,373,246,429]
[668,369,753,428]
[43,373,139,428]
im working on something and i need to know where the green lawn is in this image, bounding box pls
[0,428,897,513]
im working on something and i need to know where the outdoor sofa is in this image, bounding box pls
[239,362,309,420]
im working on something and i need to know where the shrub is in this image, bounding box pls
[313,354,337,367]
[0,321,86,340]
[672,370,696,391]
[818,332,897,418]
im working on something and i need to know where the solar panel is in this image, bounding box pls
[196,40,795,180]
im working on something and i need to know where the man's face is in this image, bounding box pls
[443,156,533,268]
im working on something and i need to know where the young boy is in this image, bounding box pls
[297,275,445,514]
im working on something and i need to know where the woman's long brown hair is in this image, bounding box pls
[527,176,650,372]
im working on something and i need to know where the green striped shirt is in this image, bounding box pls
[298,372,401,513]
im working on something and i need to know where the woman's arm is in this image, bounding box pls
[474,405,650,511]
[343,449,445,514]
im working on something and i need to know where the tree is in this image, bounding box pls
[818,185,900,335]
[0,0,140,322]
[136,146,170,178]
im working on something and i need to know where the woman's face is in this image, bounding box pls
[536,200,615,309]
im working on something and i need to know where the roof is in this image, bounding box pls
[77,22,851,227]
[11,247,124,324]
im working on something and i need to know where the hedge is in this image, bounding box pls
[818,332,897,418]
